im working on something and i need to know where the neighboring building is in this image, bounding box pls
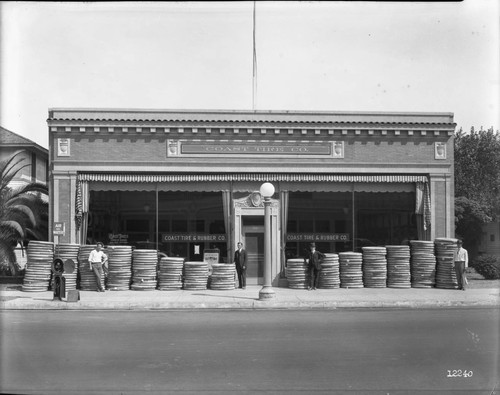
[47,108,456,286]
[479,220,500,258]
[0,126,49,188]
[1,126,48,271]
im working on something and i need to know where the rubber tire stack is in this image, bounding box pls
[131,249,158,290]
[286,258,310,289]
[106,245,133,290]
[386,245,411,288]
[54,243,80,291]
[319,253,340,289]
[435,238,459,289]
[339,252,363,288]
[22,241,54,292]
[158,256,185,290]
[410,240,436,288]
[210,263,236,290]
[362,247,388,288]
[183,261,209,290]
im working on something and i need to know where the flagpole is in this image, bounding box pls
[252,0,257,111]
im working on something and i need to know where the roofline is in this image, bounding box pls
[48,107,455,118]
[47,108,456,127]
[0,126,48,155]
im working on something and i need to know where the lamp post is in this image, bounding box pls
[259,182,276,300]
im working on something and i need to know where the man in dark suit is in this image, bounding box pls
[305,242,325,290]
[234,242,247,289]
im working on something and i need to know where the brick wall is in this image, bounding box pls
[52,133,453,168]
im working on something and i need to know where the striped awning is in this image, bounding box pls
[77,173,428,183]
[75,172,431,233]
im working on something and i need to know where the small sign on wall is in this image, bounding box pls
[53,222,65,236]
[286,233,350,242]
[57,138,70,156]
[162,233,227,242]
[203,249,220,274]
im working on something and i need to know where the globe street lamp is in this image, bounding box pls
[259,182,276,300]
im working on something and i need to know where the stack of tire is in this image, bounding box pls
[362,247,387,288]
[131,249,158,290]
[210,263,236,290]
[78,245,105,291]
[319,253,340,289]
[410,240,436,288]
[54,243,80,291]
[183,261,209,290]
[286,258,310,289]
[106,245,133,291]
[339,252,363,288]
[386,245,411,288]
[435,238,459,289]
[22,241,54,292]
[158,256,185,290]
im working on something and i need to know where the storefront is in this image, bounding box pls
[48,109,455,286]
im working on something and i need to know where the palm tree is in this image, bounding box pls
[0,150,48,275]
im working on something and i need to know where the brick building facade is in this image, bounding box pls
[47,109,455,286]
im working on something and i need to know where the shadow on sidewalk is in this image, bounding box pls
[0,296,39,302]
[193,293,258,301]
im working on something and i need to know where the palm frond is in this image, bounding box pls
[25,224,48,241]
[7,183,48,200]
[0,150,27,175]
[0,220,25,239]
[8,205,36,227]
[0,151,30,189]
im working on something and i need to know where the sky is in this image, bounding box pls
[1,1,499,149]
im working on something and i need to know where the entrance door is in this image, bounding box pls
[242,216,264,285]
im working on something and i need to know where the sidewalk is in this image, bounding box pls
[1,284,499,310]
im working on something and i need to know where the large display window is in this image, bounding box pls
[286,191,416,257]
[87,190,226,261]
[355,192,416,248]
[286,192,353,257]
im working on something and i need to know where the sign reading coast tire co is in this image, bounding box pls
[167,140,338,157]
[162,233,227,242]
[286,233,350,242]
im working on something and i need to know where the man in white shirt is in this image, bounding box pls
[454,239,468,291]
[88,242,108,292]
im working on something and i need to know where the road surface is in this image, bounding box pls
[1,308,499,394]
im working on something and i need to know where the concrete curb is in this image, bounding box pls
[1,287,499,310]
[2,302,499,310]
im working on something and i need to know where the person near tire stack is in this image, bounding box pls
[454,239,469,291]
[88,242,108,292]
[234,242,247,289]
[305,243,325,291]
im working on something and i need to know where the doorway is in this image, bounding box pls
[242,216,264,285]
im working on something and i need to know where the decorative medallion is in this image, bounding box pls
[57,138,70,157]
[250,192,262,207]
[435,142,446,160]
[167,140,180,157]
[332,141,344,158]
[233,193,279,210]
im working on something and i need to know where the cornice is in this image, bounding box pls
[48,124,455,137]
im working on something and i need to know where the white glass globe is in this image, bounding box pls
[259,182,275,198]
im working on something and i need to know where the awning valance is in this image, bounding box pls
[77,173,428,183]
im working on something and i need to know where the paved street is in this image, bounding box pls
[1,309,499,394]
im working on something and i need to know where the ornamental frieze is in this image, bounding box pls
[233,192,279,209]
